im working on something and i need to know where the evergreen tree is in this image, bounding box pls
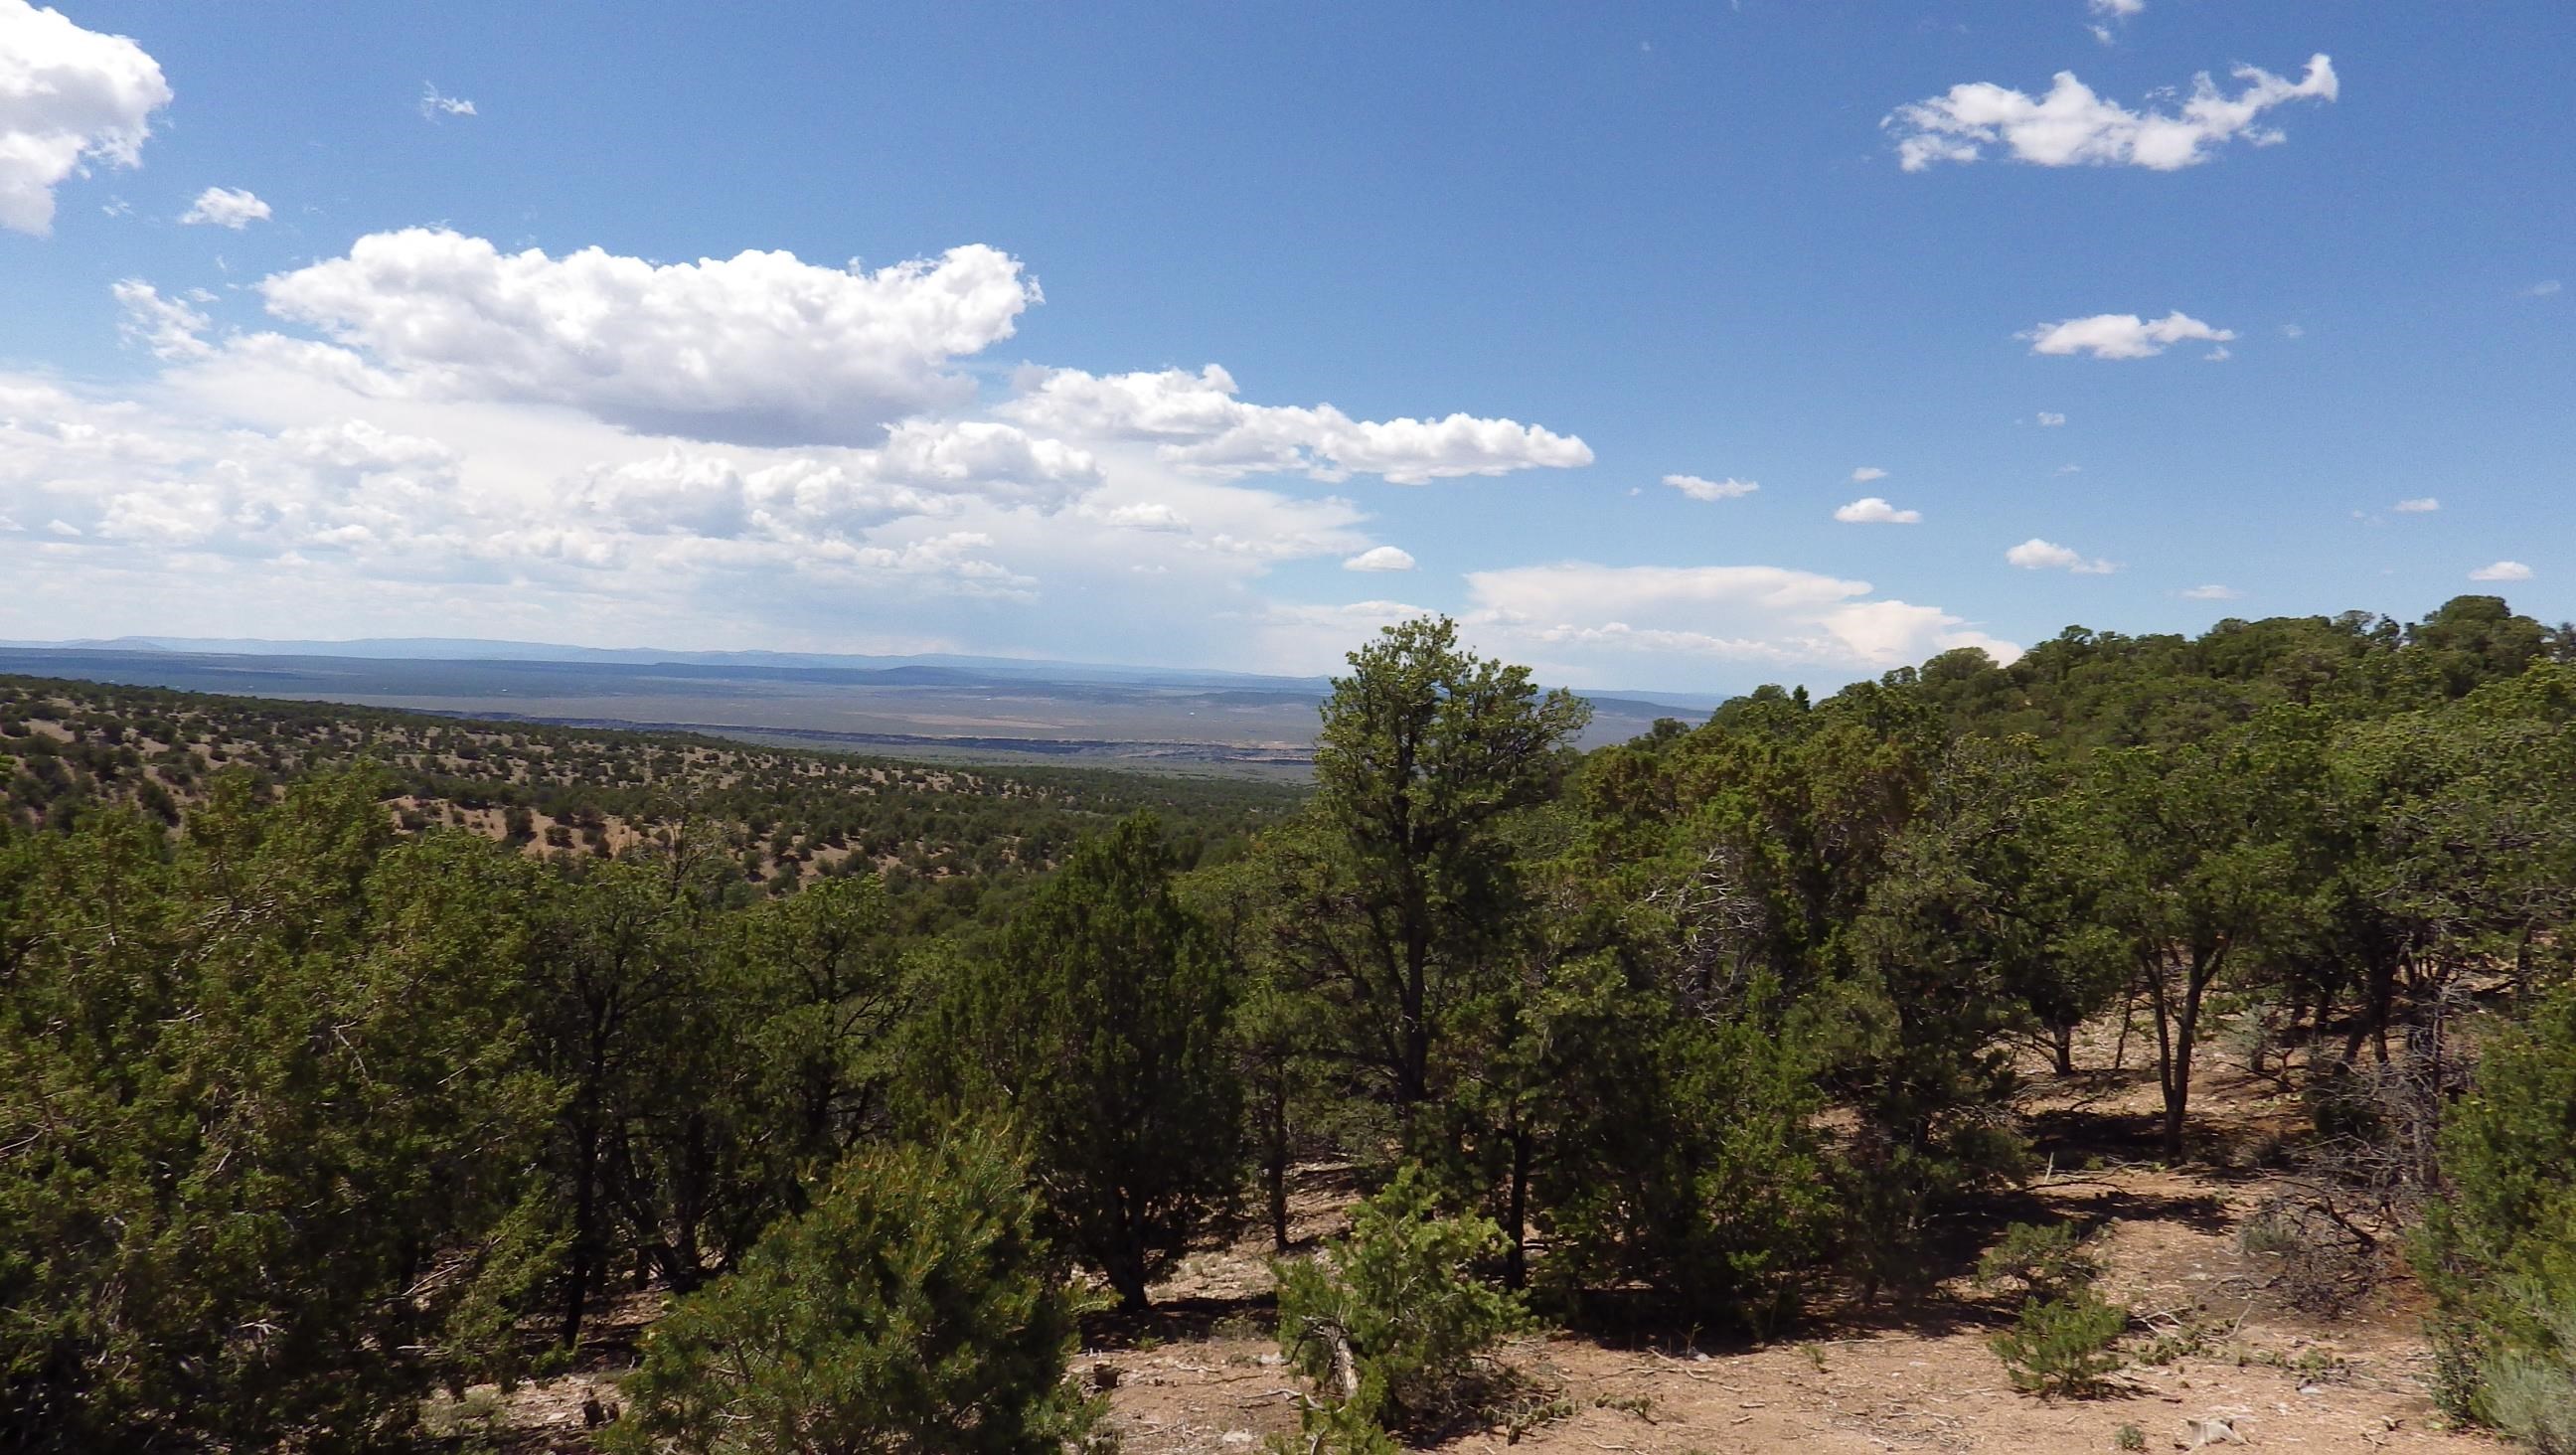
[0,773,558,1452]
[1306,616,1589,1117]
[937,814,1245,1311]
[606,1134,1096,1455]
[2419,983,2576,1432]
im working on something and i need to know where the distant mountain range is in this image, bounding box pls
[0,635,1332,692]
[0,636,1731,713]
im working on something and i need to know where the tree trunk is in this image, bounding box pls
[1504,1125,1531,1291]
[1396,924,1430,1112]
[560,1122,600,1349]
[2154,952,2213,1164]
[1264,1075,1291,1252]
[1106,1226,1151,1315]
[2051,1021,2076,1076]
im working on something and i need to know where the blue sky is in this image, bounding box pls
[1,1,2567,692]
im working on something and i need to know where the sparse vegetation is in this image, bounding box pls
[1274,1169,1532,1445]
[1990,1286,2132,1398]
[1979,1221,2104,1301]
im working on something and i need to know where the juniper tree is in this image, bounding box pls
[935,814,1244,1311]
[607,1134,1096,1455]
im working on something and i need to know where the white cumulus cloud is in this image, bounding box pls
[2024,310,2234,360]
[1835,496,1921,525]
[1888,54,2335,172]
[0,0,171,235]
[1005,364,1592,484]
[1850,466,1887,483]
[1663,472,1758,501]
[2470,561,2532,582]
[2036,410,2066,426]
[180,185,268,229]
[1343,545,1416,572]
[7,222,1605,671]
[2007,538,2117,573]
[2392,497,2439,514]
[1461,562,2016,679]
[257,229,1040,443]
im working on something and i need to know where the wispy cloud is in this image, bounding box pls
[1888,54,2335,171]
[1664,472,1758,501]
[419,82,478,119]
[2087,0,2144,46]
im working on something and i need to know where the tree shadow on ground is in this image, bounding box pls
[1549,1277,2010,1352]
[1082,1291,1278,1351]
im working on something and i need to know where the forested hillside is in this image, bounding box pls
[0,675,1302,930]
[6,596,2575,1453]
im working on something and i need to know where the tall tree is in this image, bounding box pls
[1306,616,1590,1116]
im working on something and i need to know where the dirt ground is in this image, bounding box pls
[459,1028,2498,1455]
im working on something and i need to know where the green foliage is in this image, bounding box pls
[605,1133,1097,1455]
[0,673,1301,932]
[2480,1327,2576,1455]
[1981,1212,2124,1403]
[1308,616,1590,1111]
[1977,1221,2102,1301]
[2419,984,2576,1433]
[5,599,2575,1446]
[1989,1286,2130,1399]
[927,813,1245,1310]
[1829,738,2066,1295]
[0,772,559,1452]
[1536,996,1836,1333]
[1275,1168,1531,1439]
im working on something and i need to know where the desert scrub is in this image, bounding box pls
[1274,1167,1531,1448]
[1991,1286,2131,1398]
